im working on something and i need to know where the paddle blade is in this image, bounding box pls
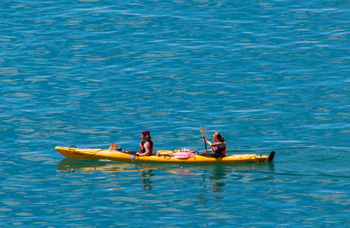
[200,126,206,137]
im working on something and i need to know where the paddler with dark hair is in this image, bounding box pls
[136,130,154,156]
[204,132,226,158]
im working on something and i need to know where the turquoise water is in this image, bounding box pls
[1,0,350,227]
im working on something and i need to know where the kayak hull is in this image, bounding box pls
[56,146,275,164]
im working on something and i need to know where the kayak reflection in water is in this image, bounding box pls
[136,130,154,156]
[141,170,154,190]
[210,166,227,194]
[204,132,227,158]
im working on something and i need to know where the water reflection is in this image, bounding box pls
[57,159,275,192]
[57,158,140,174]
[57,158,202,175]
[197,163,276,203]
[210,165,227,194]
[140,170,154,190]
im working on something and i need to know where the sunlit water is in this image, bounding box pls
[1,0,350,227]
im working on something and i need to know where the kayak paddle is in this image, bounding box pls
[200,126,208,153]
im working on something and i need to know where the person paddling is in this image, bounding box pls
[136,130,154,156]
[204,132,226,158]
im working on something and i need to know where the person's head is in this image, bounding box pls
[213,132,225,143]
[141,130,152,141]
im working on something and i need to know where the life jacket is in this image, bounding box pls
[213,143,226,158]
[139,140,154,156]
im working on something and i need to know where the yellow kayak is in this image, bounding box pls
[55,146,275,164]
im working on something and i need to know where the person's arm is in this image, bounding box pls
[144,142,152,156]
[204,140,224,152]
[205,139,223,147]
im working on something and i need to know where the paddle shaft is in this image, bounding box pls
[200,127,208,154]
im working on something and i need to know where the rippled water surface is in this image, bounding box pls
[1,0,350,227]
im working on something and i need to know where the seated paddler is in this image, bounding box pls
[136,130,154,156]
[204,132,226,158]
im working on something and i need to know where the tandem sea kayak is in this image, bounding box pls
[55,146,275,164]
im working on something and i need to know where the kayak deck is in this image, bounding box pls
[56,146,275,164]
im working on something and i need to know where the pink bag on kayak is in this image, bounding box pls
[171,151,196,159]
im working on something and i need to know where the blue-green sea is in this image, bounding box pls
[1,0,350,227]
